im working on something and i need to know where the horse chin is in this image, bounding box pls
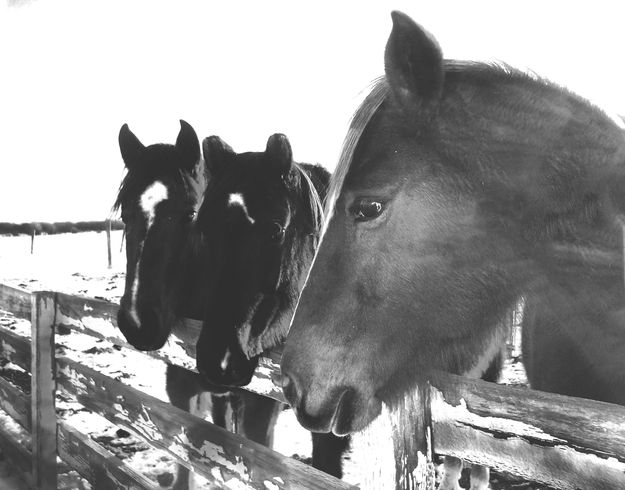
[331,391,382,436]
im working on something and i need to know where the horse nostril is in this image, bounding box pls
[280,371,302,408]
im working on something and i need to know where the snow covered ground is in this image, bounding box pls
[0,231,544,489]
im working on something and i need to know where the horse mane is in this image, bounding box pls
[294,162,328,246]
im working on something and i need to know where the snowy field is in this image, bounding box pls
[0,231,544,490]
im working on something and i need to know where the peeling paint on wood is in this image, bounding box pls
[432,395,565,444]
[55,355,354,490]
[429,375,625,490]
[57,421,154,489]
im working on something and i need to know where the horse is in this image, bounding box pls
[192,133,349,477]
[115,121,281,489]
[115,120,208,350]
[280,10,625,490]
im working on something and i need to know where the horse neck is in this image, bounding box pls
[530,236,625,314]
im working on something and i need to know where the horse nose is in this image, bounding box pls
[116,304,169,351]
[281,368,349,434]
[196,345,258,387]
[281,362,382,435]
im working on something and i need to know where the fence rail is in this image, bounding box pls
[2,283,625,489]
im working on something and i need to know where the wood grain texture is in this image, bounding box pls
[31,291,58,490]
[58,421,155,489]
[429,372,625,490]
[0,283,31,320]
[391,384,435,490]
[430,371,625,460]
[0,325,31,371]
[0,375,30,430]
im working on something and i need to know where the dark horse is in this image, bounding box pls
[115,120,208,349]
[115,121,281,489]
[116,124,348,479]
[281,11,625,489]
[193,133,349,477]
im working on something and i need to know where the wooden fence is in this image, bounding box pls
[0,284,353,489]
[1,282,625,489]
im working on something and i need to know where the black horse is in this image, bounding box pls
[192,133,349,478]
[115,120,207,350]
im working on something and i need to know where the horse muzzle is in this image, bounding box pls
[117,299,171,351]
[281,369,382,436]
[196,337,259,387]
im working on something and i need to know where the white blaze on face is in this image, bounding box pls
[220,348,232,371]
[129,181,169,327]
[140,181,169,227]
[228,192,255,224]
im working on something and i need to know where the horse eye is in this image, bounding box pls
[352,200,384,222]
[185,210,197,222]
[270,222,285,241]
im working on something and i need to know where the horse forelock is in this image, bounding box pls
[113,149,206,215]
[323,77,388,231]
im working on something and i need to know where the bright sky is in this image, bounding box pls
[1,0,624,222]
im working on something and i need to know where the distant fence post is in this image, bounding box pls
[391,383,435,489]
[30,229,35,254]
[106,220,112,269]
[30,291,58,490]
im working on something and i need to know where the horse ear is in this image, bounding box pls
[202,135,234,177]
[384,11,443,112]
[118,123,145,168]
[175,120,201,170]
[265,133,292,175]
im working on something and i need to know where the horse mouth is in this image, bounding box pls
[291,388,382,436]
[329,389,356,436]
[330,391,383,436]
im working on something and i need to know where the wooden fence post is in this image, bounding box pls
[31,291,57,490]
[391,383,435,490]
[106,220,112,269]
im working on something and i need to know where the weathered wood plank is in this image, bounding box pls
[429,373,625,489]
[0,419,32,487]
[56,355,356,490]
[0,326,31,372]
[0,283,31,320]
[430,371,625,461]
[391,384,435,490]
[0,375,30,430]
[31,291,58,490]
[58,421,154,490]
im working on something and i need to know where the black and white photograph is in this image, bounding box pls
[1,1,625,489]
